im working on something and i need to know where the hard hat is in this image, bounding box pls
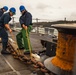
[9,7,16,14]
[19,5,26,12]
[3,6,8,11]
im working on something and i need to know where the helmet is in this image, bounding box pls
[19,5,26,12]
[9,7,16,14]
[3,6,8,11]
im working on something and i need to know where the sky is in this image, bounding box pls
[1,0,76,22]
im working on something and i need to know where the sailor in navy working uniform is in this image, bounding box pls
[0,6,8,17]
[0,7,16,54]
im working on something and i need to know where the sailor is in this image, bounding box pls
[16,5,32,54]
[0,6,8,17]
[0,7,16,54]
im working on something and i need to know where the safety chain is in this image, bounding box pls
[7,42,51,74]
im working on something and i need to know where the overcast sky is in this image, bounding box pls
[1,0,76,22]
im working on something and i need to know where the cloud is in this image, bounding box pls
[1,0,76,21]
[68,12,76,20]
[58,7,62,9]
[36,3,53,11]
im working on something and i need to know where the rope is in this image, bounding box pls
[26,29,32,58]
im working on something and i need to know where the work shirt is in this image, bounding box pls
[0,12,11,28]
[0,9,4,17]
[19,11,32,27]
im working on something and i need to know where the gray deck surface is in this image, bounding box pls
[0,32,50,75]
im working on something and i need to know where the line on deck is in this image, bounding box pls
[1,54,21,75]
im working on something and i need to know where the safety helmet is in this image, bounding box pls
[9,7,16,14]
[3,6,8,11]
[19,5,26,12]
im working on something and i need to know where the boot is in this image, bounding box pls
[1,50,11,54]
[1,47,11,54]
[1,42,11,54]
[24,51,30,55]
